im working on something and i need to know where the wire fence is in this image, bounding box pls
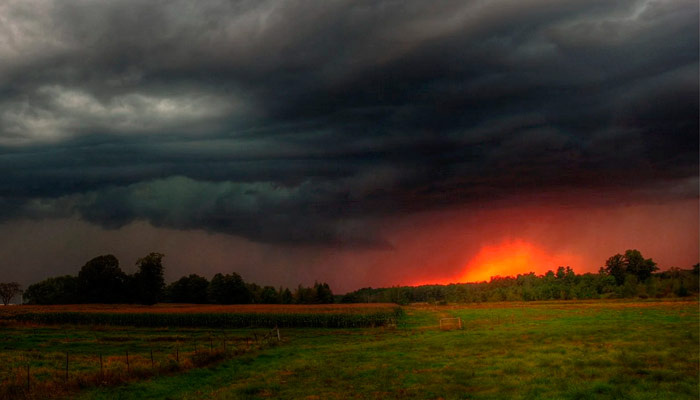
[0,327,282,400]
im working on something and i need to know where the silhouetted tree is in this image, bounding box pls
[260,286,279,303]
[133,253,165,305]
[166,274,209,303]
[0,282,21,305]
[207,273,251,304]
[207,274,226,304]
[604,254,627,285]
[78,255,127,303]
[279,287,293,304]
[623,249,657,282]
[20,250,699,306]
[604,250,657,285]
[246,282,263,303]
[290,282,334,304]
[24,276,80,305]
[340,292,361,303]
[387,286,410,305]
[293,284,314,304]
[314,282,334,304]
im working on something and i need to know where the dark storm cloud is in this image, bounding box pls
[0,0,697,246]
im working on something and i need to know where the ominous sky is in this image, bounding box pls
[1,0,697,293]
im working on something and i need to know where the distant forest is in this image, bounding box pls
[18,253,333,306]
[343,250,699,305]
[7,249,699,305]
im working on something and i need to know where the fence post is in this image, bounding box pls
[209,336,213,352]
[150,349,154,369]
[100,353,104,381]
[126,350,130,373]
[65,351,69,383]
[276,327,281,342]
[175,346,179,363]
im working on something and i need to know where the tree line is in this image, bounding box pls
[21,253,166,305]
[4,249,698,306]
[17,253,334,305]
[340,250,699,304]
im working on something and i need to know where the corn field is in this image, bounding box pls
[1,304,404,328]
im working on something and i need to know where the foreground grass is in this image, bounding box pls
[62,299,699,400]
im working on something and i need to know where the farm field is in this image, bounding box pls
[0,299,697,399]
[0,303,401,315]
[0,303,402,329]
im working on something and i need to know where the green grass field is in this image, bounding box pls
[1,299,697,399]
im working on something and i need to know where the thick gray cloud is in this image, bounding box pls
[0,0,697,246]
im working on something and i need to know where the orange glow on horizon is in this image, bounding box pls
[459,239,577,283]
[408,239,581,287]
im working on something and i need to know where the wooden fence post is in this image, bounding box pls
[150,349,154,369]
[126,350,130,373]
[175,346,179,363]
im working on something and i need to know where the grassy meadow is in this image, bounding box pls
[0,299,697,399]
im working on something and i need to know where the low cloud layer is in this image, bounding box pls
[0,0,697,247]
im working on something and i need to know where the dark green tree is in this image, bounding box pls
[207,274,226,304]
[279,287,293,304]
[246,282,263,303]
[387,286,410,305]
[78,255,127,303]
[555,266,566,280]
[314,282,334,304]
[340,292,361,303]
[166,274,209,303]
[207,273,251,304]
[623,249,657,282]
[594,270,617,296]
[573,273,598,299]
[133,253,165,305]
[24,276,80,305]
[293,284,315,304]
[604,250,657,285]
[260,286,279,303]
[604,254,627,285]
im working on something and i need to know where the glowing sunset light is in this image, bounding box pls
[459,239,578,283]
